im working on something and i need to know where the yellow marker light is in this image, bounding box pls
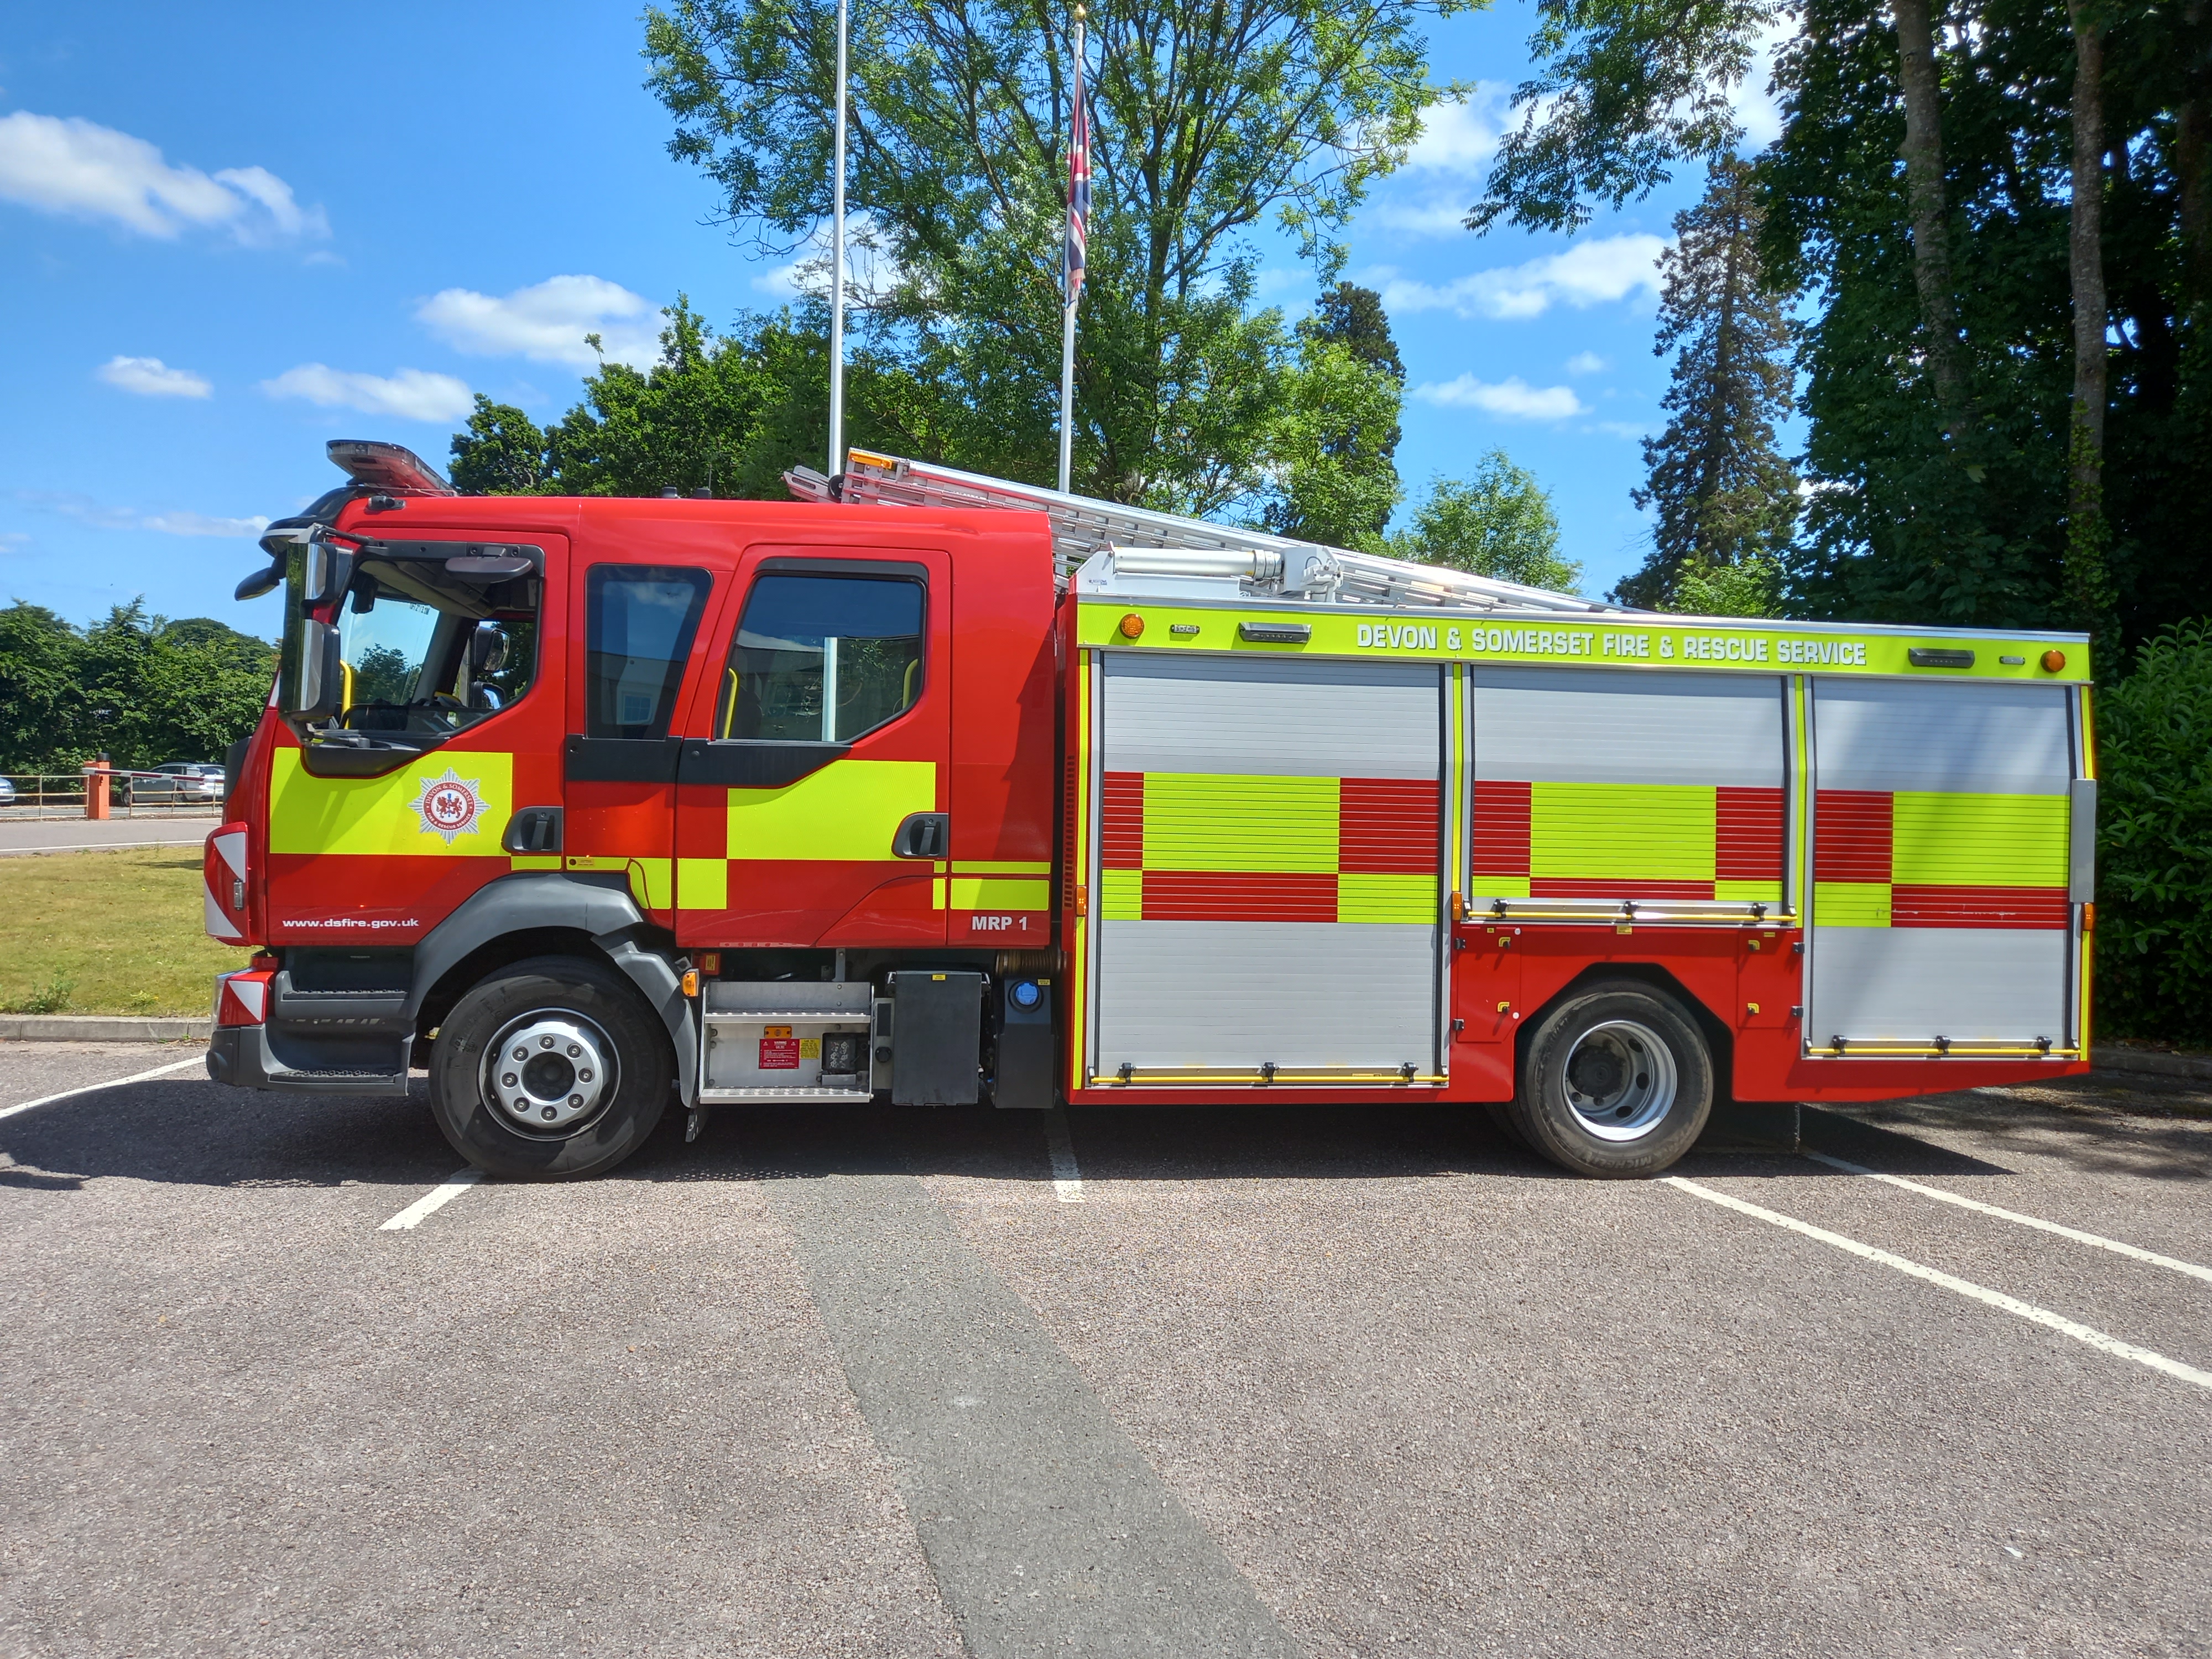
[1118,612,1146,639]
[2042,649,2067,672]
[680,970,700,998]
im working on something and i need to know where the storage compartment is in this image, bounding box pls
[886,970,983,1105]
[701,980,874,1100]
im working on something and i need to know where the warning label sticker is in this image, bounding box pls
[760,1025,799,1070]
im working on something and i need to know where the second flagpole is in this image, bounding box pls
[1056,4,1086,494]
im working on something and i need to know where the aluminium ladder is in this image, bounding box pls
[785,449,1619,616]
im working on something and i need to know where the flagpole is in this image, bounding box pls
[827,0,850,478]
[1056,4,1086,495]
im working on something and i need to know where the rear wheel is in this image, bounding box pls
[1509,980,1713,1177]
[429,955,670,1180]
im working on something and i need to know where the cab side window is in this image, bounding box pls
[719,574,924,743]
[586,566,712,740]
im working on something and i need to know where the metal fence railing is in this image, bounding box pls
[0,771,225,822]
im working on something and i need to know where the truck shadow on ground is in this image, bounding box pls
[18,1073,2201,1194]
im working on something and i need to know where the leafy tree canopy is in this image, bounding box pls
[1387,456,1582,592]
[0,600,274,774]
[642,0,1466,509]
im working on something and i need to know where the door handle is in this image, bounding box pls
[502,805,565,854]
[891,812,949,859]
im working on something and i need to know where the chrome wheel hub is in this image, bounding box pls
[484,1013,614,1134]
[1562,1018,1678,1142]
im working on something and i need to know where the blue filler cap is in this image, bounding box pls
[1010,980,1042,1010]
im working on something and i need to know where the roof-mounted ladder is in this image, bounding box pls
[786,449,1620,616]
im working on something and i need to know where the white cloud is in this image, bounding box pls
[12,489,268,538]
[1734,17,1795,149]
[1404,85,1512,177]
[416,274,660,369]
[96,355,211,399]
[0,111,328,243]
[1589,419,1653,441]
[1413,375,1588,421]
[1366,199,1473,238]
[1376,233,1667,320]
[1565,351,1608,375]
[0,531,30,554]
[260,364,474,425]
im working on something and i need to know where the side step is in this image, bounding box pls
[700,981,880,1102]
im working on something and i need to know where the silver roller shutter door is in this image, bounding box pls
[1807,680,2076,1048]
[1093,654,1444,1077]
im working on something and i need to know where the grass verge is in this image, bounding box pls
[0,847,248,1016]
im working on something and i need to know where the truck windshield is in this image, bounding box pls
[325,564,538,739]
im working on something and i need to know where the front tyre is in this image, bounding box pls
[1509,980,1713,1177]
[429,955,670,1180]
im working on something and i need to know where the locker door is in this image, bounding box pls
[1468,667,1789,917]
[1090,655,1444,1082]
[1806,680,2078,1051]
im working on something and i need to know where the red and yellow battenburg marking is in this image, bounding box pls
[1469,781,1785,902]
[1099,772,1439,922]
[1813,790,2068,928]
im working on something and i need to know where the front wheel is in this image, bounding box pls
[1509,980,1713,1177]
[429,955,670,1180]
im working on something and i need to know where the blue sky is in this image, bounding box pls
[0,1,1779,639]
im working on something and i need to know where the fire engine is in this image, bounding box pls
[202,440,2098,1180]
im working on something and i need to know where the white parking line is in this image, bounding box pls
[1663,1176,2212,1393]
[378,1168,483,1230]
[1805,1150,2212,1285]
[1044,1109,1084,1203]
[0,1057,204,1120]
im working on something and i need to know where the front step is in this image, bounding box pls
[697,1084,874,1104]
[702,981,880,1099]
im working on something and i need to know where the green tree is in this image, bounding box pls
[1618,156,1798,609]
[451,301,961,500]
[2094,620,2212,1043]
[643,0,1464,509]
[0,602,86,773]
[1261,336,1404,549]
[1389,456,1581,591]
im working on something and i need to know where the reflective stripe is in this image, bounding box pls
[268,748,513,858]
[627,857,672,910]
[1814,880,1893,927]
[950,876,1051,910]
[1529,782,1716,881]
[1100,869,1143,920]
[676,857,727,910]
[1338,873,1437,924]
[726,759,936,862]
[1141,774,1336,873]
[1891,792,2067,887]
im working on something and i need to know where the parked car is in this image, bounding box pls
[128,762,225,805]
[0,776,15,806]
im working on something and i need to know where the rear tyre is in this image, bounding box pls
[429,955,670,1180]
[1509,980,1713,1177]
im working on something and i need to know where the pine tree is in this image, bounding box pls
[1618,158,1799,611]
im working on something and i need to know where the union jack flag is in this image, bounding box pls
[1065,42,1090,302]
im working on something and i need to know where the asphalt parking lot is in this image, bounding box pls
[2,1046,2207,1658]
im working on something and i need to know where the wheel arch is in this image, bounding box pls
[1513,962,1735,1100]
[406,873,696,1105]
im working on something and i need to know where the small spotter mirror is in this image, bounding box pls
[234,561,284,602]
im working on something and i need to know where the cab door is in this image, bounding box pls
[563,560,717,925]
[672,549,951,947]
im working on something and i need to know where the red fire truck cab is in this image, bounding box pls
[204,441,2097,1180]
